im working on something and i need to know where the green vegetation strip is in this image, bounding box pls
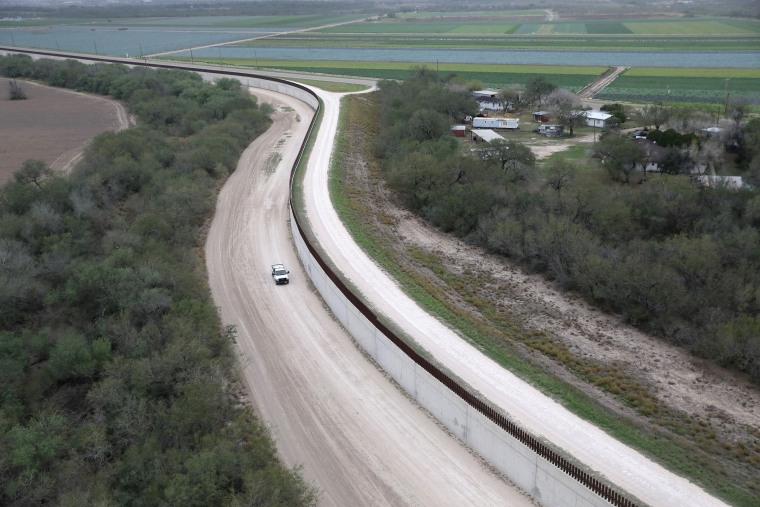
[288,78,369,93]
[172,56,604,90]
[239,32,759,51]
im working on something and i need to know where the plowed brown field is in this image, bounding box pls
[0,77,129,184]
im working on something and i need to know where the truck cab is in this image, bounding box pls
[271,264,290,285]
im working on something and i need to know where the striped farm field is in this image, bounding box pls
[179,56,605,89]
[317,21,520,35]
[598,67,760,103]
[315,15,760,37]
[243,33,758,51]
[624,19,760,35]
[397,10,546,19]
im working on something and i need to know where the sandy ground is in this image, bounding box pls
[0,77,130,183]
[205,87,534,507]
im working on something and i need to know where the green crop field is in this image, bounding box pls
[176,56,605,90]
[316,15,760,37]
[241,33,758,51]
[598,67,760,103]
[625,19,760,35]
[586,23,631,35]
[316,20,522,35]
[397,10,546,19]
[0,18,102,27]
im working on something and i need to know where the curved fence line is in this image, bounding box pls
[0,46,638,507]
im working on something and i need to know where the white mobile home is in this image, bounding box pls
[472,117,519,129]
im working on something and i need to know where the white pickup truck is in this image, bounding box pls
[271,264,290,285]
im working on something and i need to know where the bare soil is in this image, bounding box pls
[0,78,130,184]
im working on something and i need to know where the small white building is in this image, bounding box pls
[585,111,613,128]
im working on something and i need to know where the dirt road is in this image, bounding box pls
[205,88,533,506]
[577,66,627,99]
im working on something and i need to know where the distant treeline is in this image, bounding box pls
[374,69,760,382]
[0,54,316,506]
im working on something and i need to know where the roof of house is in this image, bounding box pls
[472,90,499,98]
[585,111,613,121]
[471,129,505,143]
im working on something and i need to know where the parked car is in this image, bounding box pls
[632,130,649,139]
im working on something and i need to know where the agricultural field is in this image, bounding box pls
[2,9,757,104]
[110,14,366,28]
[180,56,607,91]
[316,14,760,37]
[240,33,758,51]
[598,67,760,103]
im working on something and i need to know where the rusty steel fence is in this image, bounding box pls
[1,46,638,507]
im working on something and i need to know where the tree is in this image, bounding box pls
[545,89,584,135]
[523,76,557,107]
[600,103,628,123]
[407,109,450,142]
[659,146,694,175]
[14,159,52,188]
[544,158,577,201]
[497,86,522,111]
[640,101,670,130]
[484,139,536,184]
[8,78,26,100]
[592,135,646,183]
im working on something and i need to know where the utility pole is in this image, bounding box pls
[724,78,731,116]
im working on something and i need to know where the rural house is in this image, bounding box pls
[584,111,613,128]
[533,111,551,122]
[472,90,503,111]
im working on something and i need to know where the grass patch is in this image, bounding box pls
[173,56,605,91]
[625,19,760,35]
[287,78,369,93]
